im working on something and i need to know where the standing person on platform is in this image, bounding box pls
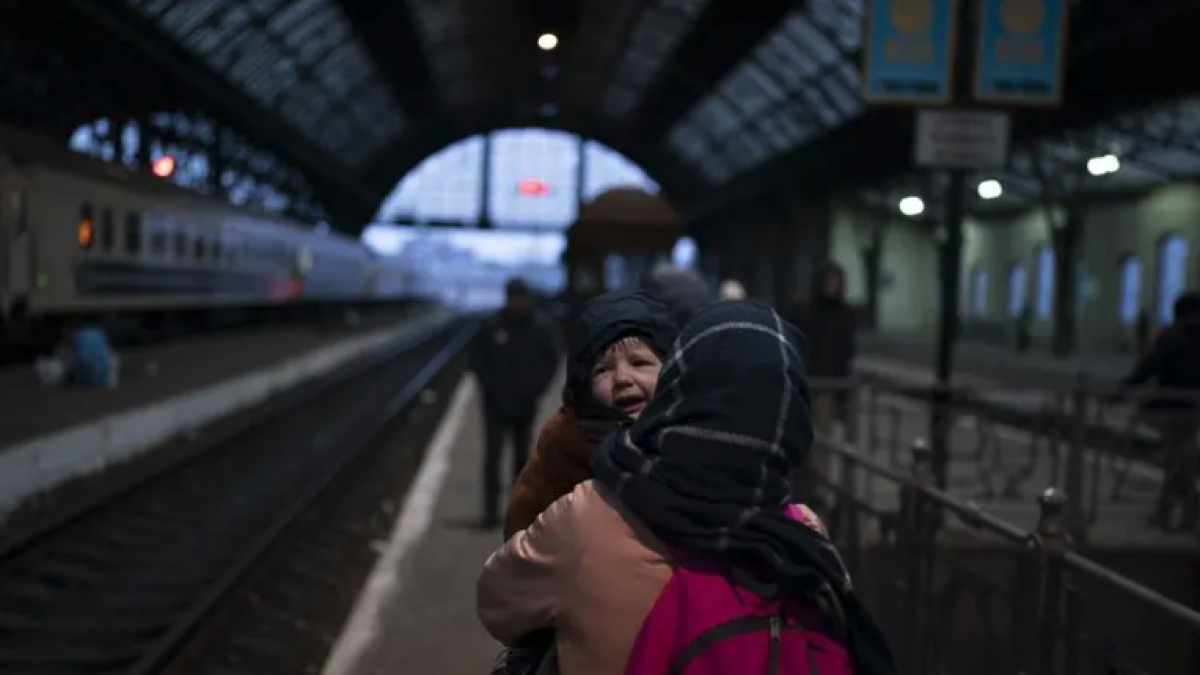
[469,278,561,529]
[786,263,857,434]
[783,263,856,506]
[1118,291,1200,531]
[642,261,712,325]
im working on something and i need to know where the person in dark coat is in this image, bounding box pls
[469,278,562,528]
[504,289,678,539]
[1118,291,1200,530]
[783,263,857,506]
[642,262,712,325]
[787,263,858,426]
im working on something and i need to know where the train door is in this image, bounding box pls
[0,170,32,318]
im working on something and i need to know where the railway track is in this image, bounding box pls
[0,315,478,674]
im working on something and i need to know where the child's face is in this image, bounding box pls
[589,337,661,419]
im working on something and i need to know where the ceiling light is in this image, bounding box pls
[1086,153,1120,176]
[977,179,1003,200]
[898,196,925,217]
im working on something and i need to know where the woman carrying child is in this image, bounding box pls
[478,301,896,675]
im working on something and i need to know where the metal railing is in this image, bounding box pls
[807,376,1200,543]
[814,431,1200,675]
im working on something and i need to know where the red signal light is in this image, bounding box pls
[517,178,548,196]
[152,155,176,178]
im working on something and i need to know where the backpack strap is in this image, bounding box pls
[668,605,789,675]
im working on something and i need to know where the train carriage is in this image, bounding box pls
[0,124,433,353]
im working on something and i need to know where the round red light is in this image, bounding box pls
[152,155,176,178]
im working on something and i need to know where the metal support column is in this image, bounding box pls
[136,118,152,174]
[575,135,587,209]
[931,173,966,488]
[479,133,494,228]
[928,6,976,489]
[208,125,226,196]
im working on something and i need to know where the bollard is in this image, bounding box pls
[900,438,935,674]
[1034,487,1071,675]
[1065,375,1088,543]
[1035,487,1067,542]
[910,437,934,485]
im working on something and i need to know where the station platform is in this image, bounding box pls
[321,371,562,675]
[851,336,1192,549]
[0,307,454,525]
[316,357,1194,675]
[859,333,1134,384]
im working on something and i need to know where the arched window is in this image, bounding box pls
[1035,244,1055,320]
[672,236,698,269]
[970,264,989,317]
[1008,262,1027,317]
[378,136,485,224]
[1118,255,1142,325]
[1157,235,1190,323]
[374,129,655,230]
[582,141,659,200]
[489,129,580,228]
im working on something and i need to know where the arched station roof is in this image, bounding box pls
[2,0,1197,231]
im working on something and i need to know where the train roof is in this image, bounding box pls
[0,122,359,244]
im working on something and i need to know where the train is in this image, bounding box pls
[0,124,438,356]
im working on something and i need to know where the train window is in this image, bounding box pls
[193,236,207,260]
[78,203,95,249]
[99,208,115,251]
[149,226,167,256]
[125,213,143,254]
[212,238,223,262]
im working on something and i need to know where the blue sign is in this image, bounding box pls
[975,0,1067,105]
[862,0,958,105]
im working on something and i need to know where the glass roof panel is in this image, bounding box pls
[126,0,405,168]
[760,105,814,150]
[408,0,469,84]
[822,62,863,120]
[726,127,771,171]
[782,13,840,62]
[698,157,733,183]
[662,5,862,183]
[757,15,823,83]
[1137,148,1200,175]
[666,123,718,183]
[691,95,742,137]
[604,0,712,117]
[718,63,780,119]
[1098,162,1165,188]
[808,0,863,50]
[798,82,843,126]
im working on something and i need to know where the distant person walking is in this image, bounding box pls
[1119,292,1200,531]
[717,279,747,300]
[469,278,561,528]
[642,262,711,325]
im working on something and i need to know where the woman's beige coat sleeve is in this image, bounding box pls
[477,489,582,644]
